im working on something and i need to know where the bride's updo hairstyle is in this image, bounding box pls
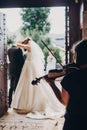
[75,39,87,66]
[22,38,30,44]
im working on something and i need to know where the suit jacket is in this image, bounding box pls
[8,45,25,77]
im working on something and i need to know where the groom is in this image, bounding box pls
[7,43,25,107]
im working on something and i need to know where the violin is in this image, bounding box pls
[31,63,80,85]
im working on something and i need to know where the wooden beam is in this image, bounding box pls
[0,0,69,8]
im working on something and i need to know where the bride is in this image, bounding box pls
[11,37,65,119]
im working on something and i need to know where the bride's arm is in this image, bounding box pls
[17,42,31,51]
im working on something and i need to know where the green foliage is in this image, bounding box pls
[20,7,51,52]
[20,7,62,65]
[7,34,16,47]
[20,7,51,36]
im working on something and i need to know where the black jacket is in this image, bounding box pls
[8,45,25,77]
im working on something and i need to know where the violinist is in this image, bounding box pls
[48,39,87,130]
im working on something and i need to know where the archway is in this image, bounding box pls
[0,0,86,117]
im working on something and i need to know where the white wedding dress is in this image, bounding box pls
[11,40,65,119]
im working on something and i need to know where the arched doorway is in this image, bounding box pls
[0,0,86,117]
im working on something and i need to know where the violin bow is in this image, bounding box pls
[41,40,63,68]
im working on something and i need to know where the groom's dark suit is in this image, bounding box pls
[8,45,25,107]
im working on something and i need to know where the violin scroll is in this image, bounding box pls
[31,78,41,85]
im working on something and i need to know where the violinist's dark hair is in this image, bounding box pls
[75,39,87,66]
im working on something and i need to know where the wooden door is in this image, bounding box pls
[0,12,8,117]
